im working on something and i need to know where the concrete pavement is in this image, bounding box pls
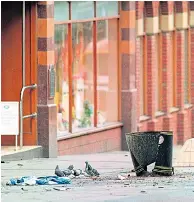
[1,149,194,202]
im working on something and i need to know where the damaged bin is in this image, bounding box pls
[125,131,174,176]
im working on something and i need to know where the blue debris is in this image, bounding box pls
[7,176,71,186]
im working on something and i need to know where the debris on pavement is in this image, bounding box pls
[21,187,28,191]
[153,182,158,186]
[53,187,71,191]
[17,164,23,167]
[117,174,127,180]
[6,176,71,186]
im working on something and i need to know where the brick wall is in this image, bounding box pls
[136,1,193,145]
[58,127,122,155]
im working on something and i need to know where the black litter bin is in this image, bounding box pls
[125,131,174,176]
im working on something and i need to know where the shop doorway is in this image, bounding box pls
[1,2,37,146]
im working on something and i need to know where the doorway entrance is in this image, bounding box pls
[1,2,37,146]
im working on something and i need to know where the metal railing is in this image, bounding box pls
[19,84,37,149]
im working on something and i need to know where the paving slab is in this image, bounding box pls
[2,148,194,202]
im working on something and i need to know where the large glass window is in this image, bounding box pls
[71,1,94,20]
[54,2,69,21]
[54,2,119,134]
[72,22,94,132]
[97,19,118,126]
[54,24,69,132]
[96,2,118,17]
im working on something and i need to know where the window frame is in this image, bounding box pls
[138,5,147,118]
[54,1,120,133]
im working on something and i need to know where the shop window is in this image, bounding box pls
[54,1,69,21]
[71,1,94,20]
[72,22,94,132]
[184,30,189,104]
[54,2,119,135]
[54,24,69,132]
[96,2,118,17]
[97,19,118,126]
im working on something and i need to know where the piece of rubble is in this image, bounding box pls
[21,187,28,191]
[117,174,127,180]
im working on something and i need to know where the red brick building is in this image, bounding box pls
[136,1,194,146]
[1,1,194,158]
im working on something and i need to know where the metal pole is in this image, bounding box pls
[20,1,25,150]
[23,1,25,86]
[15,134,18,151]
[20,101,23,149]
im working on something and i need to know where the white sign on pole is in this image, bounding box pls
[1,102,19,135]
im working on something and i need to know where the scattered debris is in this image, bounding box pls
[45,188,52,191]
[91,176,98,180]
[141,190,146,193]
[153,182,158,186]
[117,174,127,180]
[6,176,71,186]
[17,164,23,167]
[158,186,164,188]
[53,187,71,191]
[21,187,28,191]
[125,154,128,157]
[1,161,5,163]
